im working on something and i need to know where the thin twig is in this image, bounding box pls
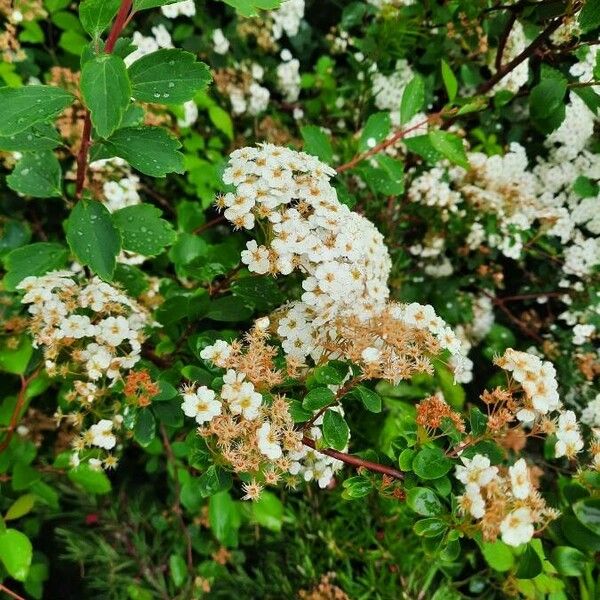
[302,436,404,480]
[0,583,27,600]
[477,16,566,95]
[495,11,517,71]
[193,215,226,235]
[336,111,449,174]
[74,0,134,199]
[0,370,40,454]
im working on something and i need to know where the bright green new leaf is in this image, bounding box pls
[68,465,112,494]
[112,204,176,256]
[0,85,73,136]
[400,74,425,124]
[251,491,284,532]
[441,59,458,101]
[133,0,179,11]
[5,494,36,521]
[3,242,69,290]
[7,151,62,198]
[208,105,233,139]
[301,125,333,163]
[481,540,514,572]
[428,130,469,169]
[102,126,185,177]
[0,529,32,581]
[79,0,120,38]
[551,546,586,577]
[0,123,62,152]
[128,49,211,105]
[209,491,241,547]
[322,409,349,450]
[169,554,187,588]
[66,199,121,281]
[81,54,131,138]
[220,0,281,17]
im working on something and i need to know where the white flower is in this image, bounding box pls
[455,454,498,488]
[56,315,95,339]
[181,387,222,425]
[241,240,271,274]
[199,340,231,364]
[89,458,104,471]
[500,507,534,547]
[509,459,531,499]
[97,316,131,346]
[361,347,381,363]
[229,384,262,420]
[461,483,486,519]
[212,28,230,54]
[257,421,282,459]
[89,419,116,450]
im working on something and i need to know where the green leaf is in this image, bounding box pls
[469,407,487,436]
[351,385,382,413]
[128,49,211,105]
[412,446,453,480]
[0,85,73,136]
[579,0,600,32]
[481,540,514,572]
[341,475,372,500]
[251,491,284,532]
[209,491,241,547]
[197,465,232,498]
[5,494,35,521]
[573,498,600,536]
[313,363,347,386]
[134,409,156,447]
[133,0,179,11]
[168,554,187,588]
[207,296,253,322]
[101,126,184,177]
[79,0,120,38]
[400,74,425,124]
[208,105,233,139]
[302,387,335,411]
[112,204,176,256]
[67,465,112,494]
[12,462,40,490]
[0,123,61,151]
[81,54,131,138]
[66,199,121,280]
[515,544,543,579]
[3,242,69,291]
[406,487,443,516]
[0,529,32,581]
[322,410,349,450]
[413,518,447,537]
[441,59,458,101]
[529,79,567,133]
[220,0,281,17]
[550,546,586,577]
[301,125,333,163]
[0,337,33,375]
[428,130,469,169]
[7,151,62,198]
[359,112,391,152]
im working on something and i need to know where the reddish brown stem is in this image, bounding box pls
[193,215,226,235]
[0,370,39,455]
[336,111,448,174]
[302,436,404,480]
[74,0,134,200]
[0,583,27,600]
[495,11,517,71]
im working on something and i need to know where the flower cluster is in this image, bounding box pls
[456,455,558,546]
[17,271,153,385]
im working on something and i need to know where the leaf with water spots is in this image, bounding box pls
[101,126,185,177]
[128,49,211,105]
[0,85,73,136]
[6,151,62,198]
[112,203,177,256]
[81,54,131,138]
[0,123,62,152]
[66,199,121,281]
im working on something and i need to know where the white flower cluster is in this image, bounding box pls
[160,0,195,18]
[17,271,153,383]
[271,0,304,40]
[212,28,230,55]
[89,158,141,213]
[125,25,173,66]
[555,410,584,458]
[456,455,541,546]
[228,64,270,116]
[220,144,468,378]
[276,49,301,102]
[366,0,415,7]
[582,393,600,429]
[488,21,529,94]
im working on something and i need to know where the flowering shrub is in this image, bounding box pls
[0,0,599,598]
